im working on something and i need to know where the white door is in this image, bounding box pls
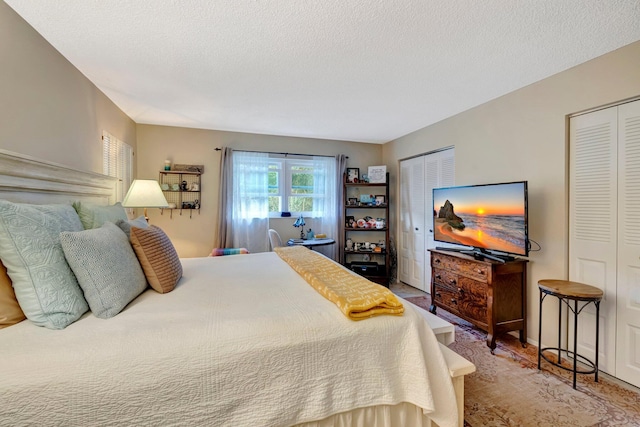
[399,149,454,292]
[615,100,640,388]
[399,156,425,289]
[425,152,455,250]
[424,150,455,287]
[569,107,618,374]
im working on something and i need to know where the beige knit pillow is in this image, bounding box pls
[129,225,182,293]
[0,260,26,328]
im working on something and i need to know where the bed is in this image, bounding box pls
[0,149,473,427]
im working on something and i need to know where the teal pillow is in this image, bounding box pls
[0,201,88,329]
[73,201,128,230]
[60,222,148,318]
[115,215,149,239]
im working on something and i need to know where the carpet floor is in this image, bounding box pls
[405,296,640,427]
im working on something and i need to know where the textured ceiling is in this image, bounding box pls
[5,0,640,143]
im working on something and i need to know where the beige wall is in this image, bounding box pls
[0,2,136,173]
[6,0,640,348]
[136,124,381,257]
[383,41,640,346]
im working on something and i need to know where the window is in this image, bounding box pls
[268,158,320,217]
[102,131,133,202]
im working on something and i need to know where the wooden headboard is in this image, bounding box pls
[0,149,117,205]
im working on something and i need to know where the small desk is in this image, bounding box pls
[287,238,335,250]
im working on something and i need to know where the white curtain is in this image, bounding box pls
[311,156,339,261]
[230,151,270,253]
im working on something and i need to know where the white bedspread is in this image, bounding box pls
[0,253,457,427]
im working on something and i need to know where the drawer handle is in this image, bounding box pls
[457,287,464,294]
[435,259,441,264]
[435,274,441,280]
[435,292,441,298]
[450,298,457,305]
[448,279,456,285]
[476,268,484,275]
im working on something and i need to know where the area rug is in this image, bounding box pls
[405,296,640,427]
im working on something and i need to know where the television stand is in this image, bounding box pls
[429,249,528,352]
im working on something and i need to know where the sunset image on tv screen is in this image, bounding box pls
[433,182,527,255]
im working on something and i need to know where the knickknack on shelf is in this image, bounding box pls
[158,166,202,219]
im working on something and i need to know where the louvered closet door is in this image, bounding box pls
[569,108,618,374]
[616,100,640,388]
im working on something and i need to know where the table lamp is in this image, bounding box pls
[293,214,306,239]
[122,179,169,221]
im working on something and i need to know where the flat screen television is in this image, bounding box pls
[432,181,529,262]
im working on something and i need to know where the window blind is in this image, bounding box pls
[102,131,133,202]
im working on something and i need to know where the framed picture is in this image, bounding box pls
[346,168,359,183]
[360,194,373,204]
[347,197,358,206]
[345,215,356,228]
[367,165,386,183]
[375,195,386,206]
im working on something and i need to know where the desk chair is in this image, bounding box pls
[268,229,283,251]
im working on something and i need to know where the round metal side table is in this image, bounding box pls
[537,279,603,389]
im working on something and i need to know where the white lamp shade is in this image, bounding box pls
[122,180,169,208]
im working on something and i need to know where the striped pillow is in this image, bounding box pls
[129,225,182,294]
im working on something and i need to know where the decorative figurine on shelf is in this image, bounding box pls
[293,214,306,239]
[346,238,353,251]
[306,229,315,239]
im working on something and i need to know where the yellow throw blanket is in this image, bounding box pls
[275,246,404,320]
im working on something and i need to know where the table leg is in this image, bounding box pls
[538,290,543,370]
[595,300,600,383]
[557,296,562,365]
[573,299,578,389]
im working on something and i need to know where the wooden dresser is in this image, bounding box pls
[428,249,528,352]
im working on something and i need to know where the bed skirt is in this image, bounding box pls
[296,402,436,427]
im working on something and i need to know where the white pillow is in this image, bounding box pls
[60,222,148,318]
[115,215,149,239]
[0,201,88,329]
[73,201,128,230]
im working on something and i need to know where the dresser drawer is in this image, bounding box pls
[431,252,490,282]
[432,284,462,313]
[433,283,487,325]
[432,268,458,289]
